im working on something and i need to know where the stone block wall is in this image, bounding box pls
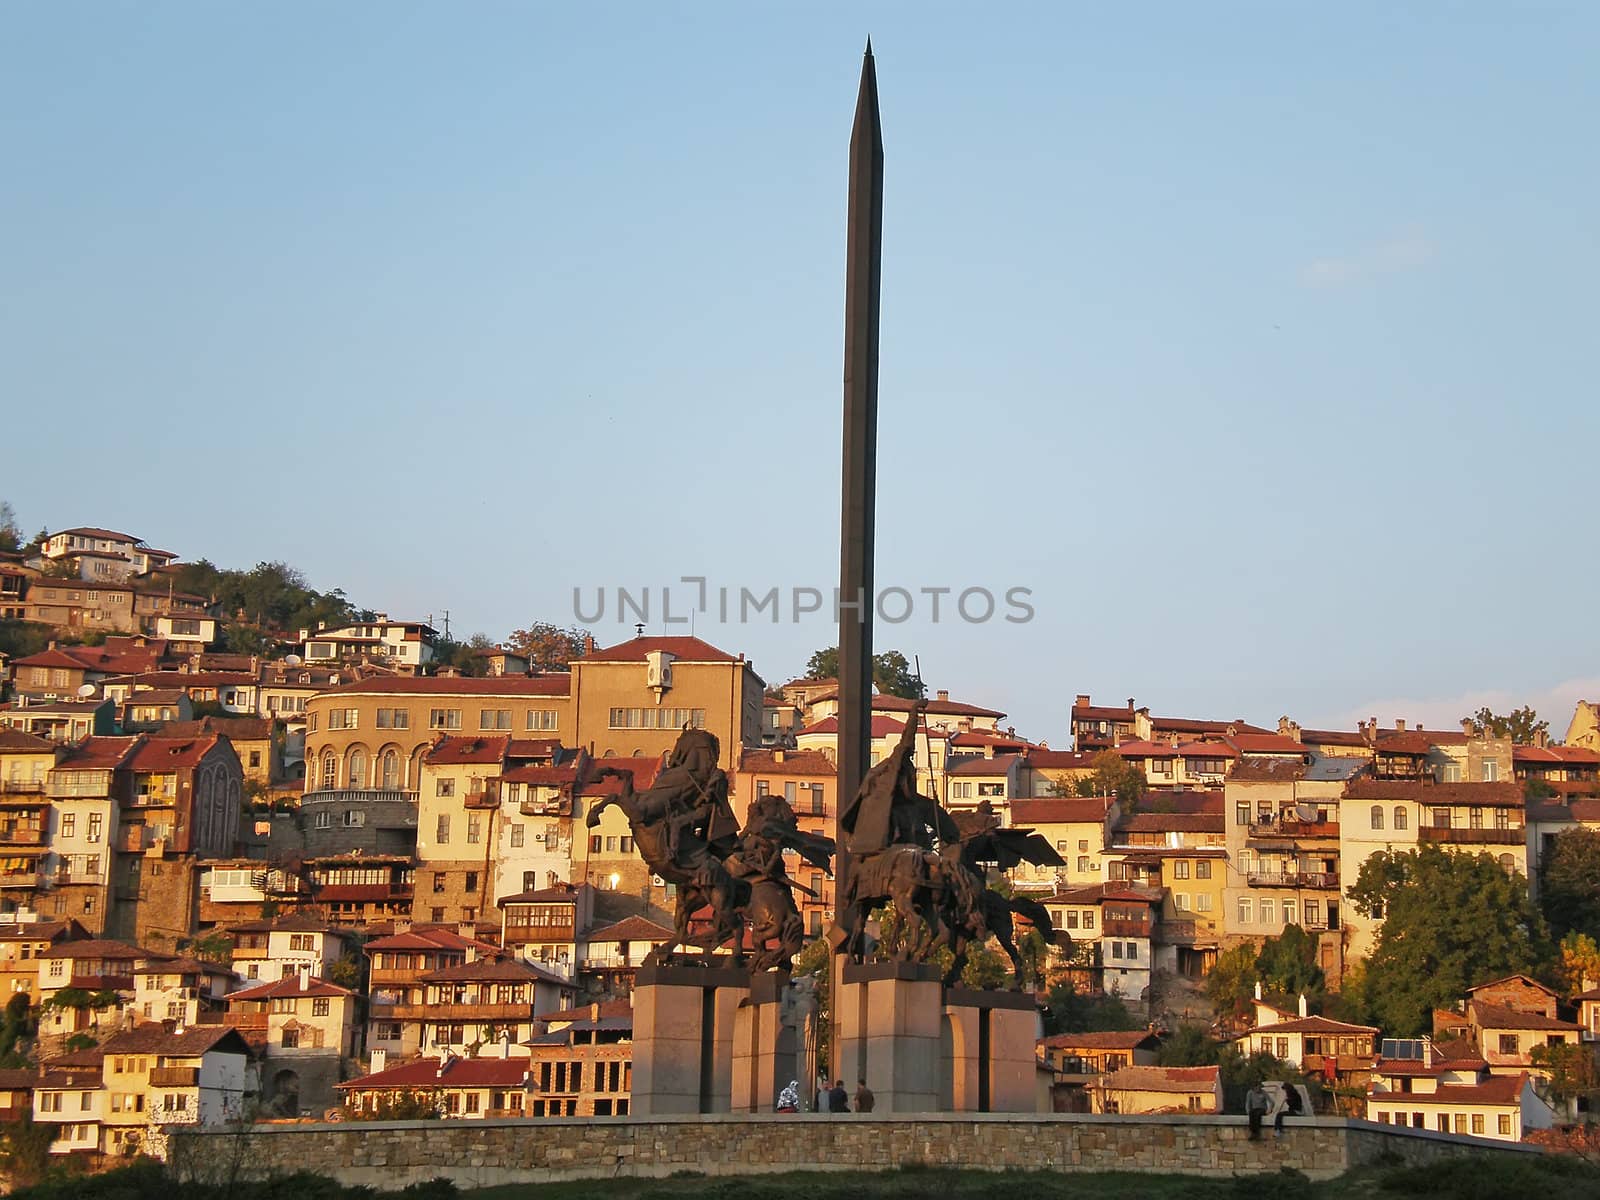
[171,1112,1541,1192]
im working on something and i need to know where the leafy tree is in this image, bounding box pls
[430,633,494,676]
[1530,1041,1600,1108]
[802,647,927,700]
[1043,980,1141,1034]
[1071,750,1148,809]
[1255,924,1324,1002]
[1541,827,1600,942]
[0,1111,58,1189]
[792,936,831,1075]
[328,952,366,992]
[0,502,20,553]
[1463,705,1549,745]
[183,931,234,965]
[1157,1023,1221,1067]
[1557,931,1600,998]
[346,1091,439,1121]
[505,623,591,672]
[63,1032,97,1052]
[1348,845,1553,1035]
[1206,944,1260,1022]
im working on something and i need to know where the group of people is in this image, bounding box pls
[1245,1081,1305,1140]
[774,1078,875,1114]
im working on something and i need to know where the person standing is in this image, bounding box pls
[1246,1084,1268,1141]
[828,1079,849,1113]
[854,1079,875,1113]
[816,1078,831,1113]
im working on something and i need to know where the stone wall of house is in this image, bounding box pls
[171,1113,1539,1191]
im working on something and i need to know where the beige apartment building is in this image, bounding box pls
[569,635,764,771]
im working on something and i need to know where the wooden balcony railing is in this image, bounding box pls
[1419,826,1523,846]
[0,827,45,846]
[389,1002,533,1021]
[1100,919,1152,939]
[148,1066,200,1088]
[1246,871,1340,889]
[1247,819,1339,840]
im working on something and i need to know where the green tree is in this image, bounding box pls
[802,647,927,699]
[1255,924,1324,1002]
[1462,705,1549,745]
[792,936,831,1077]
[0,502,20,553]
[183,931,234,965]
[1530,1040,1600,1109]
[505,623,591,672]
[1541,827,1600,942]
[0,1111,58,1189]
[1348,845,1553,1035]
[1070,750,1148,809]
[1205,943,1260,1022]
[1044,980,1141,1034]
[1157,1023,1221,1067]
[1557,931,1600,998]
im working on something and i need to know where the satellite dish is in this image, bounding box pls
[284,654,303,667]
[77,684,96,698]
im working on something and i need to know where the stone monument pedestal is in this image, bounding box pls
[731,970,800,1112]
[630,963,750,1115]
[835,960,944,1112]
[941,986,1041,1113]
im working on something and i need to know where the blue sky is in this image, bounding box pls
[4,5,1598,742]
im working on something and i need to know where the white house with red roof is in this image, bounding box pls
[1367,1036,1556,1141]
[226,972,359,1117]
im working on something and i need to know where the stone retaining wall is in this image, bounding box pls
[171,1113,1539,1191]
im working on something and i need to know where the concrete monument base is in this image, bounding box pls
[835,960,944,1112]
[731,970,802,1112]
[630,962,750,1115]
[941,986,1042,1112]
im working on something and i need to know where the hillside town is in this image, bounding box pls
[1,521,1599,1172]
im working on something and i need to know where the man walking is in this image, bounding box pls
[853,1078,875,1113]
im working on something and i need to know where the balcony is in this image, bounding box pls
[0,781,45,796]
[389,1002,533,1021]
[1101,919,1152,939]
[54,871,104,887]
[519,798,568,817]
[504,924,575,944]
[1156,920,1201,945]
[46,776,112,799]
[0,871,42,889]
[1246,871,1340,890]
[1419,825,1524,846]
[1247,819,1339,841]
[223,1012,268,1031]
[369,966,440,987]
[301,789,418,807]
[148,1066,200,1088]
[581,954,646,971]
[0,827,45,847]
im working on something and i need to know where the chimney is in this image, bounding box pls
[1254,980,1263,1002]
[498,1033,511,1060]
[1298,993,1309,1018]
[591,1002,600,1020]
[370,1048,387,1074]
[1461,718,1476,736]
[936,690,949,703]
[773,748,785,763]
[583,634,595,656]
[1395,719,1406,732]
[299,971,310,991]
[1075,694,1091,708]
[1127,698,1135,712]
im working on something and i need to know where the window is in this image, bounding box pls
[249,750,261,768]
[510,824,525,848]
[607,707,705,730]
[1176,892,1190,911]
[436,815,450,844]
[1283,900,1297,926]
[1195,860,1211,879]
[429,709,462,730]
[1370,805,1384,830]
[1432,807,1451,829]
[1393,806,1407,830]
[1174,860,1189,879]
[589,835,602,854]
[1498,1033,1519,1055]
[1482,760,1499,782]
[1494,808,1511,830]
[328,708,359,731]
[341,810,365,827]
[61,813,75,838]
[322,755,336,788]
[281,1027,300,1049]
[289,934,315,951]
[1077,856,1089,872]
[436,778,456,798]
[465,871,479,892]
[480,709,512,731]
[1470,807,1484,829]
[1498,853,1515,876]
[1110,941,1123,959]
[1498,1114,1512,1136]
[433,873,447,894]
[1196,893,1213,912]
[1236,802,1251,826]
[1304,900,1320,926]
[977,782,1004,797]
[1082,911,1095,929]
[467,816,481,845]
[1471,1113,1484,1135]
[1453,1113,1467,1134]
[312,997,330,1017]
[431,907,446,922]
[527,710,558,731]
[375,708,410,729]
[1260,899,1275,926]
[1237,898,1253,924]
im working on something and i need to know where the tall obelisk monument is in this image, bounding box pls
[835,39,883,915]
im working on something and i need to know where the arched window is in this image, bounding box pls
[1393,806,1407,830]
[380,749,400,790]
[348,748,367,790]
[1370,805,1384,830]
[321,753,337,789]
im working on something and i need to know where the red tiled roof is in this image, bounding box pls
[1248,1015,1378,1035]
[422,957,571,985]
[1174,740,1240,760]
[321,675,571,697]
[1342,780,1523,806]
[159,717,273,741]
[363,928,478,953]
[47,939,159,961]
[1115,740,1177,759]
[0,730,56,752]
[581,636,739,663]
[1038,1030,1159,1051]
[127,734,220,771]
[1225,733,1308,756]
[506,738,562,759]
[54,526,139,541]
[1071,702,1135,722]
[949,730,1036,750]
[125,690,189,707]
[1150,717,1269,736]
[1009,796,1113,826]
[533,997,632,1025]
[1118,811,1225,834]
[1024,750,1098,771]
[803,691,1006,720]
[579,756,662,793]
[1370,1072,1528,1106]
[584,915,674,944]
[948,755,1020,777]
[798,715,907,738]
[1470,1001,1581,1032]
[425,735,510,765]
[498,885,582,906]
[737,749,836,777]
[54,736,143,769]
[1097,1065,1220,1092]
[1372,732,1442,756]
[1229,758,1309,783]
[1297,728,1368,748]
[227,975,354,1001]
[500,764,580,786]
